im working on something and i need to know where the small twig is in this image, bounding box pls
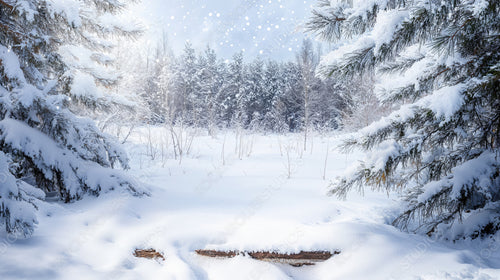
[435,67,450,78]
[450,19,472,41]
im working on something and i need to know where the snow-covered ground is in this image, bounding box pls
[1,127,499,280]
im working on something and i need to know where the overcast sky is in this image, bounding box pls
[127,0,317,61]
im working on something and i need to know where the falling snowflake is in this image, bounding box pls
[129,0,315,60]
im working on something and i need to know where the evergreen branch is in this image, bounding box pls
[88,0,126,14]
[434,67,451,78]
[322,46,376,78]
[0,23,24,45]
[451,20,469,41]
[0,0,13,10]
[379,55,425,74]
[305,9,345,41]
[393,185,454,232]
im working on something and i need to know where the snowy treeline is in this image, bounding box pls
[120,39,384,133]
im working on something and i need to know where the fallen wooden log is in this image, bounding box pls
[248,251,337,267]
[133,248,165,261]
[195,249,239,258]
[248,251,335,260]
[195,249,340,266]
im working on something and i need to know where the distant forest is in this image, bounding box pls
[117,38,387,133]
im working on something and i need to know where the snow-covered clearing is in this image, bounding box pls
[0,128,499,280]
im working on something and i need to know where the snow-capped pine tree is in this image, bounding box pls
[280,61,304,131]
[219,52,246,127]
[243,58,266,128]
[197,46,225,132]
[308,0,500,239]
[261,61,285,131]
[171,43,201,125]
[0,0,143,236]
[141,35,173,123]
[312,75,345,131]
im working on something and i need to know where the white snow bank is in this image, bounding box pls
[0,130,497,279]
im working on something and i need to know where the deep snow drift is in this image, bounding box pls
[0,128,499,279]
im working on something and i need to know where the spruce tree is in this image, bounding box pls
[197,46,225,131]
[0,0,143,236]
[219,52,245,127]
[281,61,304,131]
[308,0,500,239]
[171,43,200,125]
[243,58,266,128]
[143,38,173,124]
[262,61,285,131]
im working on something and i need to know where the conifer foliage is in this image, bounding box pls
[0,0,142,236]
[308,0,500,239]
[140,40,348,133]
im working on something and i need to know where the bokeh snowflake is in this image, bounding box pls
[129,0,316,60]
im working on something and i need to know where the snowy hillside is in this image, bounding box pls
[0,129,498,280]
